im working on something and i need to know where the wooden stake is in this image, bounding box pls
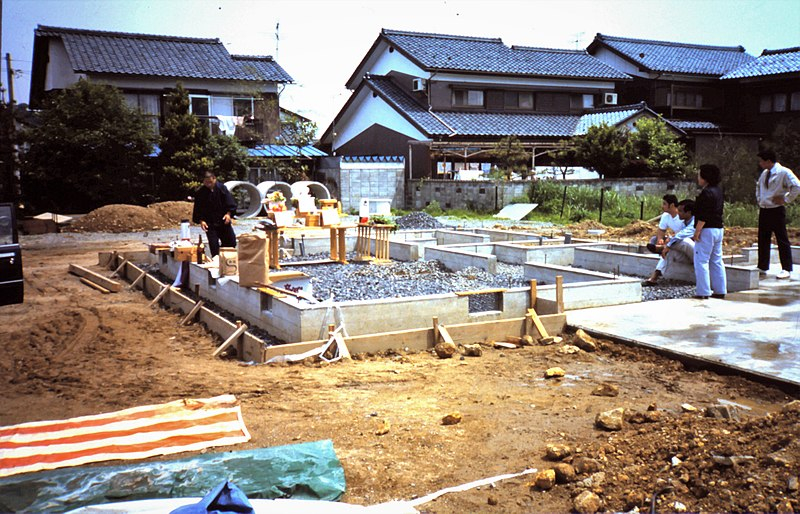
[109,258,128,278]
[129,269,147,290]
[149,283,171,307]
[181,299,205,325]
[555,275,564,314]
[529,279,537,309]
[80,277,110,294]
[432,316,440,343]
[213,321,248,357]
[437,324,455,346]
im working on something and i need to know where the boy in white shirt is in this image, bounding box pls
[647,194,684,254]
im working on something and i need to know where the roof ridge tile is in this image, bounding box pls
[382,28,503,44]
[595,32,745,53]
[35,24,220,44]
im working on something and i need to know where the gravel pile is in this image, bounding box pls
[641,279,696,301]
[286,254,527,302]
[395,212,448,230]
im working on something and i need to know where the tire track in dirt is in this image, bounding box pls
[54,307,101,359]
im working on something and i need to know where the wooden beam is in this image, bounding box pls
[455,288,507,296]
[257,287,287,299]
[109,258,128,278]
[180,299,205,325]
[437,324,455,345]
[80,277,110,294]
[213,321,248,357]
[68,264,122,292]
[529,279,537,309]
[148,283,171,307]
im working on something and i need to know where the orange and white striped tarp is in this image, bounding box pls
[0,394,251,478]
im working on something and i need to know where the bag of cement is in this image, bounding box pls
[238,232,269,287]
[219,247,238,277]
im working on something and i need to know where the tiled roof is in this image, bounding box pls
[667,120,721,130]
[364,75,681,139]
[342,156,405,163]
[381,29,629,80]
[35,25,293,82]
[248,145,326,158]
[721,47,800,79]
[590,33,754,76]
[437,111,580,137]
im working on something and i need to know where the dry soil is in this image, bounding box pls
[1,230,798,513]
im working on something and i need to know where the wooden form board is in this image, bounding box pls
[262,313,566,361]
[68,264,122,292]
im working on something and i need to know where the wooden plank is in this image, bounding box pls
[180,299,204,325]
[454,288,507,296]
[257,287,287,299]
[68,264,122,292]
[437,324,455,346]
[80,277,110,294]
[527,308,550,339]
[213,321,248,357]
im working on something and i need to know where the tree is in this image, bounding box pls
[19,79,156,212]
[765,119,800,171]
[489,136,530,180]
[549,140,578,179]
[628,118,689,178]
[571,123,631,179]
[158,84,248,200]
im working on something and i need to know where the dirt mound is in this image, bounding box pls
[608,219,656,238]
[66,204,170,233]
[574,400,800,513]
[147,201,194,226]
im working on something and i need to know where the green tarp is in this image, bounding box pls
[0,440,345,513]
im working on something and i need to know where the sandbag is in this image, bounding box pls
[219,247,238,277]
[238,232,269,287]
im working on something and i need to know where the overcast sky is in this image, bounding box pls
[3,0,800,133]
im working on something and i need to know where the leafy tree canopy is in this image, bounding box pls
[158,84,248,200]
[19,79,156,212]
[489,136,530,180]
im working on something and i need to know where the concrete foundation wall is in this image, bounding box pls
[524,262,618,284]
[540,279,642,310]
[573,247,759,292]
[436,230,490,245]
[424,246,497,273]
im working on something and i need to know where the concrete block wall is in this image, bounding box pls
[407,180,528,211]
[318,158,405,213]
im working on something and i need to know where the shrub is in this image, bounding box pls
[424,200,444,216]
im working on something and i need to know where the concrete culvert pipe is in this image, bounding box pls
[256,181,293,215]
[291,181,331,201]
[224,181,262,219]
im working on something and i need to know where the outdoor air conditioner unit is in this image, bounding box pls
[603,92,618,105]
[412,78,426,92]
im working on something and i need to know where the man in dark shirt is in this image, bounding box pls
[192,171,237,257]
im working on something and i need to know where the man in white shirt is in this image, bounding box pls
[643,199,696,286]
[756,150,800,280]
[647,194,684,254]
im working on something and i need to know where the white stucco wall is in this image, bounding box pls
[591,48,647,78]
[333,88,426,150]
[45,39,82,90]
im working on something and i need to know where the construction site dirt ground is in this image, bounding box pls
[2,232,799,513]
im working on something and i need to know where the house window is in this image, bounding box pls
[503,91,533,109]
[453,89,484,107]
[536,92,570,112]
[773,93,787,112]
[791,92,800,111]
[123,93,160,133]
[759,94,773,113]
[582,94,595,108]
[234,98,255,117]
[674,91,703,109]
[189,95,210,116]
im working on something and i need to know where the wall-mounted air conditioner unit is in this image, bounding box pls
[603,92,618,105]
[412,78,426,92]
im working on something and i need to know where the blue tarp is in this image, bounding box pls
[0,440,345,513]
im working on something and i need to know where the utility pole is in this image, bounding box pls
[5,54,14,105]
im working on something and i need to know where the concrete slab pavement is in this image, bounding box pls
[568,266,800,389]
